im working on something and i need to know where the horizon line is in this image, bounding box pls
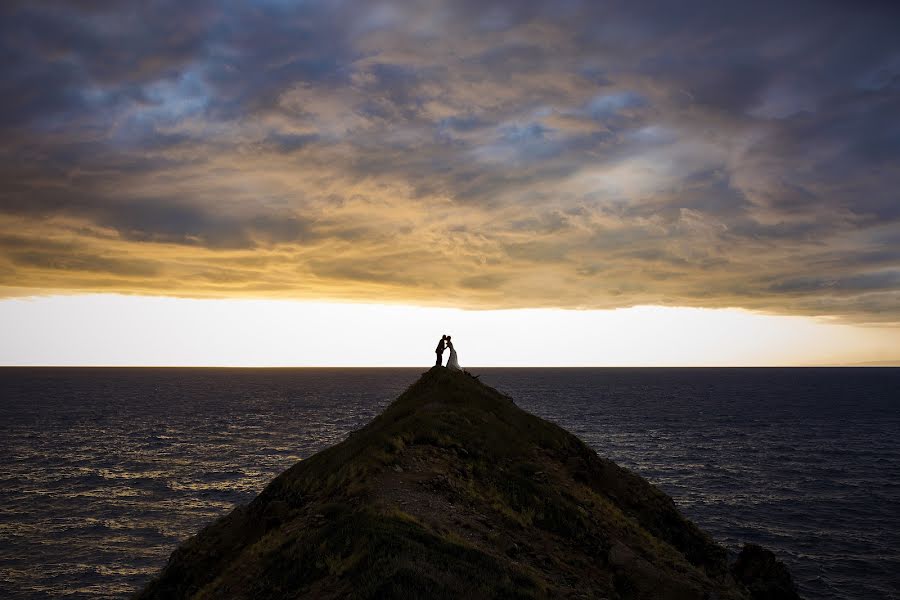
[2,364,898,369]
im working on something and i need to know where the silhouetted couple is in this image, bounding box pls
[435,335,460,370]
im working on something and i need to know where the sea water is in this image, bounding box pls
[1,367,898,599]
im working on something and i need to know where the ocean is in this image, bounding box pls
[0,367,898,599]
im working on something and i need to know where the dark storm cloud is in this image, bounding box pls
[0,152,322,250]
[0,0,899,320]
[0,1,216,127]
[96,201,316,249]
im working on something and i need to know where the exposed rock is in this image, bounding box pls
[732,543,801,600]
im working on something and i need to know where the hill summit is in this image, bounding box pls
[138,367,800,599]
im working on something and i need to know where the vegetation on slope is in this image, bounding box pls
[138,367,798,599]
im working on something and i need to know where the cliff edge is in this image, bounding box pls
[137,367,799,599]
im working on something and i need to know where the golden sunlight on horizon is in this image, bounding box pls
[1,295,898,367]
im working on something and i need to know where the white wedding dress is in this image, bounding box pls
[446,344,460,370]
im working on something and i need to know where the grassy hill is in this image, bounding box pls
[137,367,799,599]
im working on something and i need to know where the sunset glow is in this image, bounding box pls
[1,2,898,365]
[2,295,897,367]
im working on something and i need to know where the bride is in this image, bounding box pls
[445,336,460,370]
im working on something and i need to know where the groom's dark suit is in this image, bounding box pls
[435,337,446,366]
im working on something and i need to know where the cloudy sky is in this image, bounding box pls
[1,1,898,364]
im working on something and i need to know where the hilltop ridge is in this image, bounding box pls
[137,367,799,599]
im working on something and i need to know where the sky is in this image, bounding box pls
[0,1,899,365]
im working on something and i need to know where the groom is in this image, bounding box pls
[435,335,447,367]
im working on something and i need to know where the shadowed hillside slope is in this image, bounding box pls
[137,367,799,599]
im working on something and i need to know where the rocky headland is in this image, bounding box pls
[137,367,800,599]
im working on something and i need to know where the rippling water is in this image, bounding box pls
[1,368,898,599]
